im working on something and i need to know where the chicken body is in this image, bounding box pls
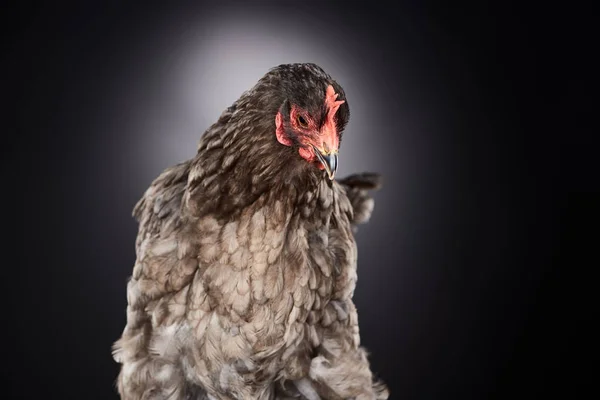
[113,64,388,400]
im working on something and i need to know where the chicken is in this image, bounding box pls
[112,63,388,400]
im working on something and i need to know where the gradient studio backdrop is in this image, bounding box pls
[4,1,595,400]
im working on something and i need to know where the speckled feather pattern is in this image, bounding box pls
[113,63,388,400]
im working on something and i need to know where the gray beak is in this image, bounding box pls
[313,146,338,180]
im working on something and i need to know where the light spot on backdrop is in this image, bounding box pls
[120,6,397,182]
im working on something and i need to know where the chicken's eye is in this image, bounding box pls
[297,115,309,129]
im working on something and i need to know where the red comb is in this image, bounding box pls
[325,85,345,122]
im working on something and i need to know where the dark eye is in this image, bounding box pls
[297,115,309,128]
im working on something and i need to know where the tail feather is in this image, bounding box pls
[338,173,382,227]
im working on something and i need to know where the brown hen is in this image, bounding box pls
[113,63,388,400]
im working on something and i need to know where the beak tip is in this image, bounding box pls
[311,145,338,180]
[322,153,338,181]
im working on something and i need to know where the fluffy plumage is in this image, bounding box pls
[113,63,388,400]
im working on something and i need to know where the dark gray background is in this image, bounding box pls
[3,1,595,399]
